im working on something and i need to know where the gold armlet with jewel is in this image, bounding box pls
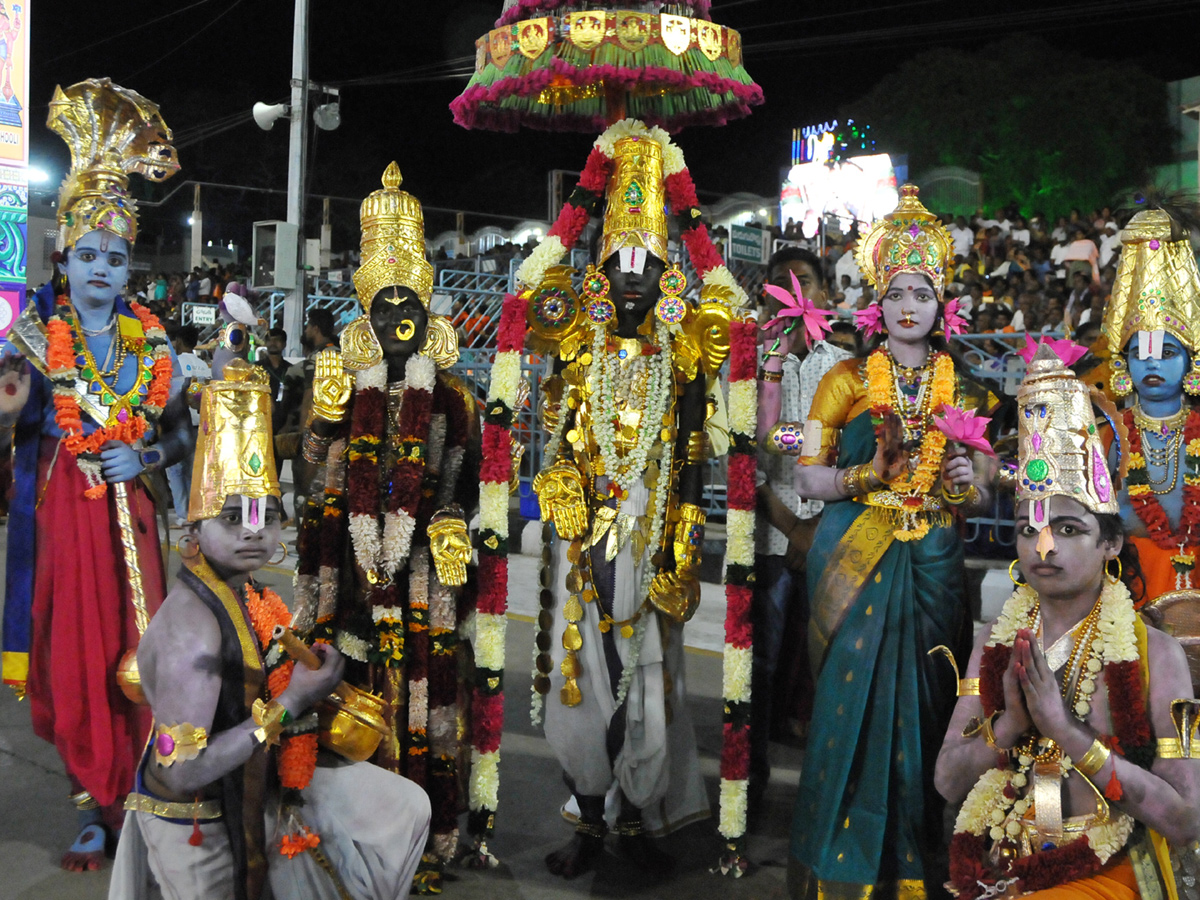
[673,503,706,576]
[1159,699,1200,759]
[153,722,209,767]
[765,422,804,456]
[251,699,292,750]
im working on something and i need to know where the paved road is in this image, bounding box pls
[0,525,803,900]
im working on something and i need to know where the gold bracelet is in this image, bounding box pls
[857,463,877,496]
[251,699,293,750]
[684,430,711,464]
[1074,739,1112,776]
[943,484,978,506]
[839,466,857,497]
[1156,737,1200,759]
[981,711,1009,752]
[674,502,707,574]
[758,368,783,383]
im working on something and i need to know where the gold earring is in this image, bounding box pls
[177,534,200,560]
[655,263,687,325]
[1008,559,1025,587]
[395,319,416,341]
[268,541,288,565]
[1106,557,1122,585]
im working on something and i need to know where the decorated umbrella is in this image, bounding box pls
[451,1,763,132]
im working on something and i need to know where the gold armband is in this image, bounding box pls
[153,722,209,767]
[684,430,711,464]
[1155,738,1200,759]
[1074,739,1111,777]
[943,483,979,506]
[673,503,707,575]
[765,423,804,456]
[1168,698,1200,758]
[959,678,980,696]
[251,699,292,750]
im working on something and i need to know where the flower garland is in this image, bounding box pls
[467,291,528,860]
[344,355,435,665]
[951,579,1150,899]
[716,319,758,877]
[244,582,320,852]
[47,295,173,499]
[865,347,955,540]
[514,118,747,312]
[1124,407,1200,587]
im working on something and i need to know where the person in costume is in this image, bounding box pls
[513,120,749,878]
[293,162,480,894]
[935,342,1200,900]
[787,185,1000,900]
[108,360,430,900]
[0,79,192,871]
[1100,205,1200,604]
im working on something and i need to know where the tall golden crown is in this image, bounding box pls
[1016,344,1116,529]
[48,78,179,251]
[1101,208,1200,358]
[352,162,434,309]
[189,361,280,523]
[856,184,953,297]
[600,135,668,264]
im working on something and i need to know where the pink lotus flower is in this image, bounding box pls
[1016,334,1088,367]
[761,270,833,349]
[932,405,996,457]
[853,302,885,340]
[942,297,968,337]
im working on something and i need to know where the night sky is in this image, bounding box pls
[29,0,1200,254]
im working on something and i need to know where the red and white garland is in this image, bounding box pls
[467,292,528,860]
[716,319,757,876]
[514,118,748,312]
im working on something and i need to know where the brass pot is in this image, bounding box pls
[316,684,389,762]
[116,648,148,705]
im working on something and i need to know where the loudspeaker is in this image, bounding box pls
[252,102,290,132]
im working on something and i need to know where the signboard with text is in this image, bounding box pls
[728,223,770,265]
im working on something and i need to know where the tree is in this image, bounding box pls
[845,35,1174,217]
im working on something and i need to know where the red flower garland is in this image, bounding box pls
[664,170,700,212]
[578,147,613,194]
[681,223,724,277]
[1124,408,1200,551]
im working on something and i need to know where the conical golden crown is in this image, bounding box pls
[856,184,953,297]
[353,162,434,309]
[1101,208,1200,358]
[49,78,179,250]
[601,136,668,264]
[1016,344,1116,520]
[189,361,279,523]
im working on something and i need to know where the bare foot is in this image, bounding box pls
[616,832,674,876]
[545,832,604,879]
[61,823,108,872]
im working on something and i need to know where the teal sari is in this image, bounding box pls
[789,410,966,900]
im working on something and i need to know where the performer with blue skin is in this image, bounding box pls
[0,79,192,871]
[1101,206,1200,603]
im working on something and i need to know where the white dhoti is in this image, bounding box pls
[109,760,431,900]
[541,481,709,833]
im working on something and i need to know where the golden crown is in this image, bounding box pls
[856,184,953,297]
[601,136,668,264]
[49,78,179,251]
[1101,208,1200,358]
[353,162,434,309]
[1016,344,1117,527]
[189,361,280,523]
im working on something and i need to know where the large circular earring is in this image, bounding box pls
[1008,559,1025,587]
[655,263,688,325]
[1184,358,1200,397]
[177,534,200,560]
[269,542,289,566]
[1106,557,1122,585]
[1109,357,1133,398]
[581,265,614,325]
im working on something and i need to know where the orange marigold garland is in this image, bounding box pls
[46,295,173,499]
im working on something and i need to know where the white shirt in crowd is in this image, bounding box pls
[950,225,975,258]
[1010,227,1030,246]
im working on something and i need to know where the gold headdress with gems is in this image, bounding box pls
[352,162,434,309]
[1016,344,1117,536]
[48,78,179,251]
[189,361,280,529]
[600,135,668,264]
[856,184,953,297]
[1101,208,1200,359]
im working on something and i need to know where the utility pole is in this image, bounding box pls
[282,0,309,357]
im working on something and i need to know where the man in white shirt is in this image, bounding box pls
[949,216,974,258]
[752,247,853,812]
[1099,221,1122,268]
[834,238,861,288]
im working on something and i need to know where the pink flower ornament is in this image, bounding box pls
[761,270,833,349]
[1016,334,1087,367]
[853,302,885,340]
[932,405,996,457]
[942,297,968,337]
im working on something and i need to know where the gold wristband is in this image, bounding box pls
[1074,739,1111,776]
[982,711,1009,752]
[251,699,292,750]
[684,431,711,464]
[758,368,783,383]
[674,503,707,573]
[943,483,978,506]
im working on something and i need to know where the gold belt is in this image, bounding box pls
[860,489,947,513]
[125,792,223,821]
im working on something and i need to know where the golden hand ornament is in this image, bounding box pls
[310,349,354,423]
[648,570,701,624]
[427,510,471,587]
[672,502,706,576]
[532,461,589,539]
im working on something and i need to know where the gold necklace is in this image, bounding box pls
[1133,403,1189,436]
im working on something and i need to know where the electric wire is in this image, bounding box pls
[120,0,249,84]
[40,0,222,66]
